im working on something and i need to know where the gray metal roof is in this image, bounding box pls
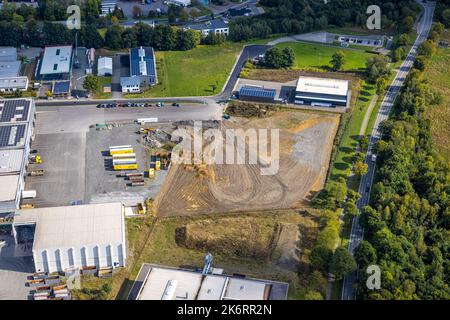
[186,19,229,32]
[120,76,141,87]
[0,149,23,174]
[0,47,17,62]
[0,61,21,78]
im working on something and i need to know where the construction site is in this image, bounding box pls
[154,109,340,216]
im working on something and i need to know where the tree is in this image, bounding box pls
[281,47,295,68]
[83,75,99,94]
[366,55,391,82]
[353,161,368,176]
[376,76,389,95]
[310,245,333,273]
[413,55,427,71]
[418,40,437,57]
[354,241,377,267]
[441,9,450,27]
[304,291,324,300]
[330,51,345,71]
[402,16,414,33]
[104,25,123,49]
[330,247,357,280]
[264,47,283,68]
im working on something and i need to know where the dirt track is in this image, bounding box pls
[154,110,339,216]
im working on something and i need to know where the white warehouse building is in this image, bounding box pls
[97,57,113,76]
[12,202,127,274]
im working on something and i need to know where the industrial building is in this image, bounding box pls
[121,46,157,93]
[238,85,277,103]
[100,0,117,16]
[166,0,191,7]
[97,57,113,76]
[294,76,350,108]
[336,34,385,47]
[37,45,73,81]
[0,98,36,213]
[0,47,28,93]
[185,19,229,37]
[12,202,127,274]
[129,264,289,300]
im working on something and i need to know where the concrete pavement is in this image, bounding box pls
[341,0,436,300]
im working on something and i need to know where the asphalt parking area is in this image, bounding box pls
[24,132,86,207]
[85,124,168,206]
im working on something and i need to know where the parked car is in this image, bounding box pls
[172,102,180,107]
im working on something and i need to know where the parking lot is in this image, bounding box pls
[85,124,169,206]
[24,132,86,208]
[24,104,201,208]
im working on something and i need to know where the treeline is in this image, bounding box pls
[0,18,209,51]
[354,23,450,300]
[229,0,421,41]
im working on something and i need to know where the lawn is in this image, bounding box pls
[424,48,450,159]
[125,43,244,98]
[275,42,376,72]
[328,81,377,188]
[93,76,112,99]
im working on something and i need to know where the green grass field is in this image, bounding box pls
[275,42,375,72]
[424,48,450,159]
[126,43,244,98]
[328,81,377,187]
[93,76,112,99]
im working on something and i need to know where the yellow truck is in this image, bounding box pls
[155,161,161,171]
[149,168,155,178]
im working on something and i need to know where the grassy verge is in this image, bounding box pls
[424,47,450,159]
[328,82,376,187]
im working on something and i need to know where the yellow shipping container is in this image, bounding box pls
[155,161,161,171]
[149,168,155,178]
[110,148,134,155]
[113,164,138,170]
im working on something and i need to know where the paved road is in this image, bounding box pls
[341,0,436,300]
[217,45,271,100]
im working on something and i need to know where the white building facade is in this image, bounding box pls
[13,203,127,273]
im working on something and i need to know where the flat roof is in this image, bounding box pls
[52,81,71,95]
[223,278,268,300]
[138,267,203,300]
[13,202,125,251]
[135,265,289,300]
[296,76,349,97]
[0,174,20,202]
[40,46,73,75]
[0,61,21,78]
[0,99,32,123]
[0,77,28,90]
[0,124,27,148]
[130,47,156,80]
[0,149,23,174]
[0,47,17,62]
[98,57,113,69]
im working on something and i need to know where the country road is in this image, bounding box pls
[341,0,436,300]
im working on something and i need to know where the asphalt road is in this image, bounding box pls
[341,0,436,300]
[216,44,271,100]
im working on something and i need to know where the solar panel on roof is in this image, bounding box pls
[52,81,70,95]
[0,99,30,123]
[239,86,276,99]
[0,124,26,148]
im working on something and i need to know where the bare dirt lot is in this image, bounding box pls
[154,110,340,216]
